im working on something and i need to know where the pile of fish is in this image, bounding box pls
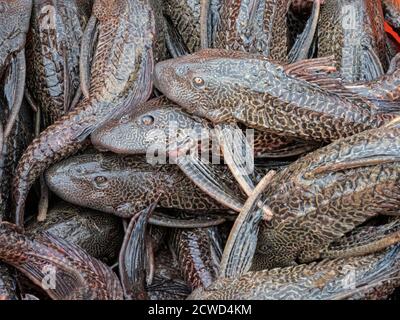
[1,0,400,300]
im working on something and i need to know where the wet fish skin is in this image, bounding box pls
[318,0,388,82]
[149,0,171,63]
[0,221,123,300]
[91,96,318,158]
[147,248,191,300]
[154,49,395,143]
[0,0,32,161]
[44,152,243,218]
[0,0,32,74]
[170,227,221,289]
[189,244,400,300]
[0,263,18,300]
[91,97,206,155]
[164,0,202,53]
[252,126,400,269]
[215,0,291,61]
[346,52,400,101]
[26,0,93,127]
[320,218,400,259]
[13,0,156,227]
[0,99,34,219]
[26,201,124,264]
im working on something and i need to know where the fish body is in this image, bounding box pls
[170,227,221,289]
[154,49,395,143]
[318,0,388,82]
[164,0,202,53]
[0,99,34,218]
[26,0,93,127]
[91,97,317,158]
[26,201,123,264]
[0,221,123,300]
[45,152,245,217]
[189,244,400,300]
[0,0,32,75]
[14,0,156,227]
[150,0,170,63]
[215,0,291,61]
[252,126,400,269]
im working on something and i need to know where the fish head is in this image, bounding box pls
[0,0,32,69]
[91,98,205,155]
[45,153,159,216]
[154,49,272,124]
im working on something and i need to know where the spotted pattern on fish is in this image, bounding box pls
[154,49,396,144]
[252,126,400,269]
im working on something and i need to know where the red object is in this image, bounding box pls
[385,21,400,44]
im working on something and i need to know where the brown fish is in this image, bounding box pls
[214,0,291,61]
[154,49,395,143]
[26,201,123,264]
[0,0,32,144]
[252,125,400,269]
[0,100,33,219]
[189,244,400,300]
[91,96,318,158]
[164,0,202,53]
[317,0,389,82]
[44,152,245,217]
[0,221,123,300]
[170,227,221,289]
[25,0,94,127]
[13,0,156,227]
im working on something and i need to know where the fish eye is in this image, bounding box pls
[259,243,271,252]
[141,115,154,126]
[192,77,205,88]
[94,176,108,188]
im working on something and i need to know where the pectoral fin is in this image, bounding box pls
[363,45,385,81]
[288,0,321,62]
[3,50,26,140]
[321,219,400,259]
[80,15,98,99]
[307,155,400,177]
[119,201,157,300]
[149,211,226,228]
[216,123,273,220]
[219,171,275,279]
[177,154,244,212]
[164,15,189,57]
